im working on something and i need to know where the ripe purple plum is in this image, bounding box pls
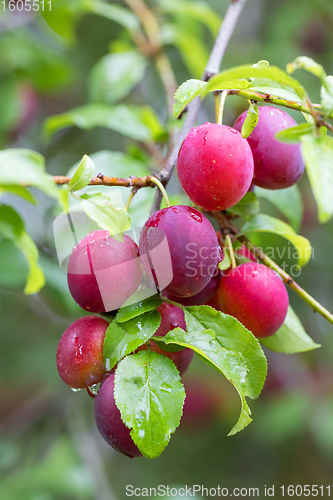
[218,262,289,338]
[56,315,109,389]
[67,230,143,313]
[139,205,220,298]
[137,303,193,375]
[177,123,254,211]
[94,373,142,458]
[234,106,305,189]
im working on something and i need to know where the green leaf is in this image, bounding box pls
[275,123,313,143]
[103,311,161,370]
[241,103,259,138]
[157,304,267,435]
[0,204,24,239]
[173,79,207,118]
[17,232,45,294]
[68,155,95,191]
[0,149,58,199]
[321,75,333,117]
[287,56,327,85]
[255,185,303,232]
[241,214,312,267]
[44,104,161,142]
[301,134,333,224]
[88,0,140,31]
[204,62,307,100]
[218,249,231,271]
[81,193,130,237]
[0,185,37,205]
[157,0,222,36]
[161,24,208,78]
[227,192,259,217]
[261,306,321,353]
[67,150,149,179]
[114,350,185,458]
[0,205,44,294]
[41,0,90,42]
[184,306,267,399]
[115,296,162,323]
[159,325,251,435]
[89,51,147,104]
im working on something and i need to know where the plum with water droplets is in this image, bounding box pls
[67,230,143,313]
[234,106,305,189]
[177,123,254,211]
[56,316,109,389]
[217,262,289,338]
[139,205,220,297]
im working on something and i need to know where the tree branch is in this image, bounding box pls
[150,0,248,214]
[212,211,333,326]
[52,175,155,188]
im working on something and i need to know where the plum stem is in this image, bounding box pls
[151,176,170,208]
[217,91,228,125]
[225,234,236,269]
[212,211,333,326]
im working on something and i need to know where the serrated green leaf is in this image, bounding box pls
[0,185,37,205]
[115,296,162,323]
[89,51,147,104]
[275,123,313,143]
[188,306,267,397]
[114,350,185,458]
[301,134,333,224]
[69,155,95,191]
[241,103,259,139]
[81,193,130,237]
[44,104,160,142]
[103,310,161,370]
[227,192,259,217]
[204,63,306,99]
[158,324,252,435]
[0,205,44,294]
[173,79,207,118]
[287,56,327,85]
[242,214,311,267]
[255,185,303,232]
[261,306,321,353]
[88,0,140,31]
[0,149,58,199]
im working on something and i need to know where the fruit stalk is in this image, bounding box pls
[213,211,333,326]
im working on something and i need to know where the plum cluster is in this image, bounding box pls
[56,105,299,458]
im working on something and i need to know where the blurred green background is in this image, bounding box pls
[1,0,333,498]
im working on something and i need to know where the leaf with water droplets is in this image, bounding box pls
[114,350,185,458]
[103,310,161,371]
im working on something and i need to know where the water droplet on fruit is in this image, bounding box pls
[71,387,82,393]
[87,383,101,396]
[251,270,259,278]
